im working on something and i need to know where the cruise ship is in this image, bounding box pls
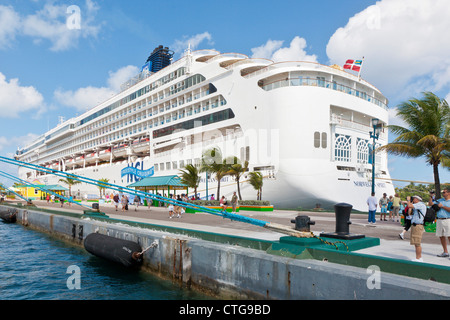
[15,45,395,211]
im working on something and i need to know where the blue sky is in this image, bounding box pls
[0,0,449,190]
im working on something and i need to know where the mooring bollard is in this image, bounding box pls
[320,203,365,240]
[291,215,315,232]
[334,203,352,235]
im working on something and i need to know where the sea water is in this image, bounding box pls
[0,221,209,300]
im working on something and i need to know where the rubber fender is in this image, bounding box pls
[0,208,17,223]
[84,233,143,268]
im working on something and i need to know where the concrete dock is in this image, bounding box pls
[30,199,450,267]
[2,199,450,299]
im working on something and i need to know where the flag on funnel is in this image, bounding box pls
[343,59,363,72]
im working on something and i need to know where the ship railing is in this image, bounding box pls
[261,77,388,110]
[330,114,388,140]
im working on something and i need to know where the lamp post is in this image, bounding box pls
[370,118,382,194]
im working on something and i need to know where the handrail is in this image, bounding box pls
[260,77,388,110]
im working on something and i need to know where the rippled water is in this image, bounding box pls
[0,221,209,300]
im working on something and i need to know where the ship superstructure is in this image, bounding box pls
[15,46,394,211]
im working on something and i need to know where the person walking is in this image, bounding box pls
[121,195,127,212]
[366,192,377,224]
[231,192,238,213]
[407,195,427,262]
[392,193,401,222]
[379,193,388,221]
[168,196,175,219]
[429,186,450,258]
[113,193,119,211]
[134,194,141,211]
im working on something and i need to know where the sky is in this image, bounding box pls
[0,0,449,190]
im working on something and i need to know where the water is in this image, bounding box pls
[0,221,210,300]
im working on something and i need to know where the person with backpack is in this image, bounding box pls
[429,186,450,258]
[407,195,427,262]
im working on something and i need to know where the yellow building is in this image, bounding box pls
[16,180,68,200]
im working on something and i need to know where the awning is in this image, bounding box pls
[127,175,187,189]
[41,184,69,191]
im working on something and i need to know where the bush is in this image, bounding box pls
[239,200,271,206]
[187,200,271,206]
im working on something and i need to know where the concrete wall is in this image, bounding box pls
[7,205,450,300]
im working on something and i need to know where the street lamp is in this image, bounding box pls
[370,118,382,194]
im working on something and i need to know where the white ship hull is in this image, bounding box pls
[16,48,395,211]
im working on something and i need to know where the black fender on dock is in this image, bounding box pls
[84,233,143,268]
[0,208,17,223]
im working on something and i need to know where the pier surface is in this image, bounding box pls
[16,199,450,267]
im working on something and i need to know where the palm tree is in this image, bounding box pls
[248,171,263,200]
[225,156,249,200]
[58,175,82,197]
[200,147,228,199]
[179,164,200,197]
[379,92,450,197]
[97,178,110,197]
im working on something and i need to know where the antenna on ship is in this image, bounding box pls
[185,43,193,75]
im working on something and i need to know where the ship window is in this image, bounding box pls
[315,132,328,148]
[152,109,235,139]
[321,133,327,148]
[314,132,320,148]
[357,138,369,164]
[334,134,352,162]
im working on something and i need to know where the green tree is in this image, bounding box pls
[225,156,249,200]
[380,92,450,198]
[179,164,200,197]
[200,147,229,199]
[248,171,263,200]
[58,175,82,197]
[97,178,110,197]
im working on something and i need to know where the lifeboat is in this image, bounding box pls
[131,138,150,153]
[73,155,84,165]
[98,148,111,161]
[113,143,128,158]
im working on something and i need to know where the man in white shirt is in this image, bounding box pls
[366,192,378,224]
[429,186,450,258]
[407,195,427,262]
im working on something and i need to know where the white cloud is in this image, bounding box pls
[251,36,318,62]
[326,0,450,100]
[0,72,44,117]
[107,65,140,92]
[172,32,214,57]
[0,1,101,52]
[54,65,139,112]
[0,5,21,50]
[22,1,100,51]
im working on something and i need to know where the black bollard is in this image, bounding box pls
[335,203,352,235]
[291,215,315,232]
[320,203,365,240]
